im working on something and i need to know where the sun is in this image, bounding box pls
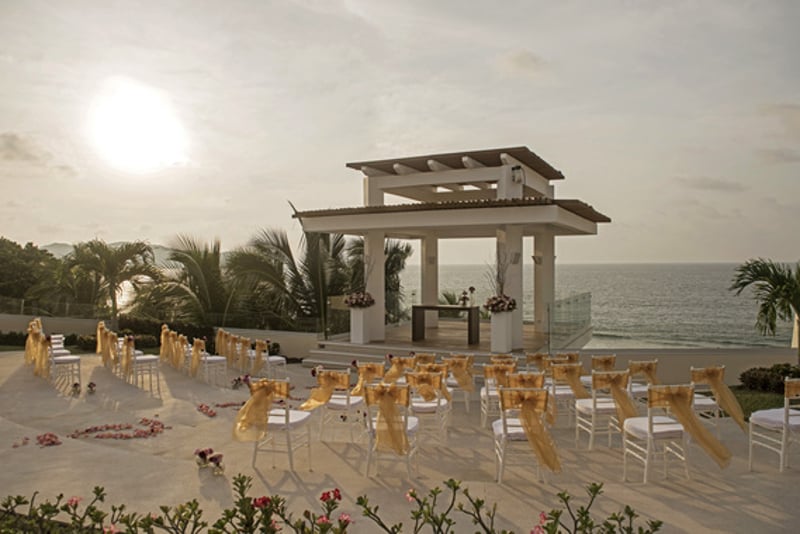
[88,77,188,174]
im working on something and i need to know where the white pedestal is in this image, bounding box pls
[350,308,370,344]
[490,311,513,353]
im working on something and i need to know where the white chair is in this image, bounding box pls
[363,383,418,478]
[407,371,449,443]
[493,387,551,483]
[689,366,724,436]
[549,362,588,427]
[200,351,227,386]
[252,380,312,471]
[623,385,691,483]
[627,359,659,402]
[749,377,800,472]
[480,362,516,428]
[131,353,161,394]
[49,334,72,357]
[317,369,364,442]
[443,355,474,413]
[580,354,617,388]
[48,339,81,386]
[576,370,633,449]
[248,348,287,379]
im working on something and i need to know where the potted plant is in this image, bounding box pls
[484,253,517,353]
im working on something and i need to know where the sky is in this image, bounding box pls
[1,0,798,265]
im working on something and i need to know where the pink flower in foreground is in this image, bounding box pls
[338,512,352,525]
[405,489,416,503]
[103,525,119,534]
[333,488,342,501]
[531,526,545,534]
[320,491,331,502]
[316,515,331,525]
[539,511,548,524]
[67,496,82,507]
[253,496,271,509]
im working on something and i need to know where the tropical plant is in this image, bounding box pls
[346,238,413,323]
[157,236,236,327]
[67,239,159,327]
[226,229,350,336]
[730,258,800,363]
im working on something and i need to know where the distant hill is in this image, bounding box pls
[42,242,176,266]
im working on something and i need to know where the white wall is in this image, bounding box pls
[0,313,97,335]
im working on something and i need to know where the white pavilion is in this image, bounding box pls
[293,146,610,351]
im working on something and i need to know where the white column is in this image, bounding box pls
[421,235,439,328]
[534,231,555,349]
[364,230,386,342]
[496,164,523,200]
[363,176,384,206]
[497,225,524,350]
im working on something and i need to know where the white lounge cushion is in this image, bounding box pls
[492,419,526,440]
[52,355,80,364]
[411,398,449,413]
[624,415,683,440]
[268,409,312,430]
[750,408,800,431]
[693,395,719,410]
[268,355,287,364]
[50,348,72,357]
[369,416,419,436]
[325,394,364,410]
[575,398,618,415]
[201,355,227,363]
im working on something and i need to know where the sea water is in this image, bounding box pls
[399,263,794,349]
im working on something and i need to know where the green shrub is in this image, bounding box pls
[740,363,800,394]
[76,335,96,351]
[0,476,661,533]
[0,330,26,346]
[268,342,281,356]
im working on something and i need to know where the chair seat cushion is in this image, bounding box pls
[411,398,449,413]
[750,408,800,431]
[52,355,80,364]
[580,375,592,387]
[134,355,159,363]
[491,419,526,440]
[693,396,719,410]
[575,398,617,415]
[369,416,419,435]
[202,356,227,363]
[480,386,498,399]
[629,384,649,398]
[268,409,311,429]
[552,385,575,399]
[326,394,364,409]
[624,416,683,440]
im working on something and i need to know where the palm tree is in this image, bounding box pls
[346,238,414,323]
[730,258,800,363]
[160,236,236,327]
[68,239,158,326]
[226,229,349,335]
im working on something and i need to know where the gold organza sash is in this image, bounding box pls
[591,355,616,371]
[484,363,516,388]
[406,372,440,402]
[443,358,474,392]
[251,340,267,376]
[351,363,385,396]
[786,379,800,398]
[215,328,224,357]
[552,364,590,399]
[300,371,349,411]
[190,339,205,377]
[556,352,580,363]
[650,386,731,468]
[629,360,659,385]
[691,367,745,432]
[96,322,106,355]
[366,384,409,455]
[121,337,134,377]
[413,353,436,366]
[384,357,413,383]
[25,323,40,365]
[499,388,561,473]
[416,363,451,400]
[34,335,49,377]
[233,380,292,442]
[159,324,169,362]
[593,371,638,425]
[238,338,250,372]
[174,334,187,370]
[525,353,547,372]
[509,372,545,389]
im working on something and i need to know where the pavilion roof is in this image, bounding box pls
[346,146,565,181]
[293,197,610,223]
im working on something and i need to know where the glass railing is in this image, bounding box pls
[548,292,592,350]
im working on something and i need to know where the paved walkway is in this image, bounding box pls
[0,351,797,533]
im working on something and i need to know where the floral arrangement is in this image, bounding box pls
[232,375,250,390]
[71,382,81,396]
[344,291,375,309]
[87,382,97,394]
[36,433,61,447]
[310,365,323,378]
[483,294,517,313]
[458,286,476,306]
[194,448,214,466]
[197,403,217,417]
[209,453,224,475]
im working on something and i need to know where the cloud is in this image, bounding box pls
[762,103,800,138]
[675,176,748,192]
[756,147,800,164]
[498,49,548,78]
[0,132,50,162]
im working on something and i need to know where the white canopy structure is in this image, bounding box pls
[293,146,610,350]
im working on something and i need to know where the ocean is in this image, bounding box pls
[399,263,795,350]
